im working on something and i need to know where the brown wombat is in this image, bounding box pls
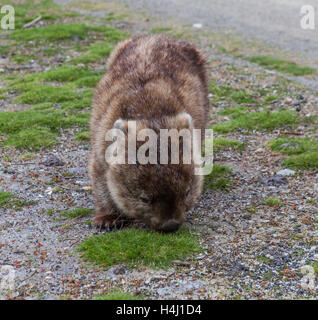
[89,35,209,232]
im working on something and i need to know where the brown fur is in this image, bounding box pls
[88,35,209,232]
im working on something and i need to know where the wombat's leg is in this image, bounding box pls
[89,158,121,228]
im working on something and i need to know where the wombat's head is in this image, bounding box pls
[106,113,203,232]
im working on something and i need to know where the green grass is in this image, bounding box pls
[5,128,57,150]
[95,291,142,300]
[217,106,248,118]
[16,85,78,104]
[0,192,13,208]
[283,152,318,170]
[10,24,106,42]
[70,41,117,64]
[0,191,35,210]
[210,82,257,104]
[311,261,318,275]
[214,138,246,151]
[213,110,298,133]
[38,66,96,83]
[61,208,94,219]
[75,131,90,141]
[268,137,318,170]
[268,137,318,155]
[151,27,173,34]
[0,109,89,150]
[78,228,201,269]
[204,164,233,191]
[263,197,282,207]
[247,56,316,76]
[74,75,102,88]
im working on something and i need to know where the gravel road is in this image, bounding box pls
[120,0,318,63]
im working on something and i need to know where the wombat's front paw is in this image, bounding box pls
[93,214,131,233]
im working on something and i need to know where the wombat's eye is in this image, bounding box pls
[140,196,151,203]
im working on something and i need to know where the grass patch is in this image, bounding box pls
[263,197,282,207]
[210,82,256,104]
[268,137,318,155]
[10,23,105,42]
[71,41,117,64]
[204,164,233,191]
[74,75,102,88]
[75,131,90,141]
[0,109,89,150]
[311,261,318,275]
[217,106,248,118]
[39,66,96,82]
[0,191,35,210]
[213,110,298,133]
[151,27,173,34]
[5,128,57,150]
[16,85,79,104]
[78,228,201,269]
[95,291,142,300]
[283,152,318,170]
[247,56,316,76]
[214,138,246,151]
[61,208,94,219]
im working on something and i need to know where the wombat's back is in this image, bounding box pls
[90,35,209,139]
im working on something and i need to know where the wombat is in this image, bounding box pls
[89,35,209,232]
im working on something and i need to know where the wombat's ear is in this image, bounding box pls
[175,112,193,129]
[113,119,128,133]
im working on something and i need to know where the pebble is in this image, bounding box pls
[277,169,295,176]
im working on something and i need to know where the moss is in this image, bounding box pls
[204,164,233,191]
[263,197,282,207]
[151,27,173,34]
[213,110,298,133]
[210,82,256,104]
[247,56,316,76]
[217,106,248,118]
[11,54,36,63]
[0,192,13,208]
[10,24,101,42]
[78,227,201,269]
[39,66,95,82]
[0,191,35,210]
[71,42,114,64]
[61,208,94,219]
[214,138,246,151]
[311,261,318,275]
[16,85,79,104]
[0,109,89,150]
[5,128,57,150]
[283,152,318,170]
[95,291,142,300]
[75,131,90,141]
[268,137,318,155]
[74,75,102,88]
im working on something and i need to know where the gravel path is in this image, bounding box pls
[120,0,318,64]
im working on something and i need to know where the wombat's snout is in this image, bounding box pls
[158,219,181,233]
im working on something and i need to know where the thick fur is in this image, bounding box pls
[89,35,209,231]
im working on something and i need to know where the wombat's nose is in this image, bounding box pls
[160,220,181,233]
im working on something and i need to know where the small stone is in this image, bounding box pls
[193,23,203,28]
[277,169,295,176]
[42,155,65,167]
